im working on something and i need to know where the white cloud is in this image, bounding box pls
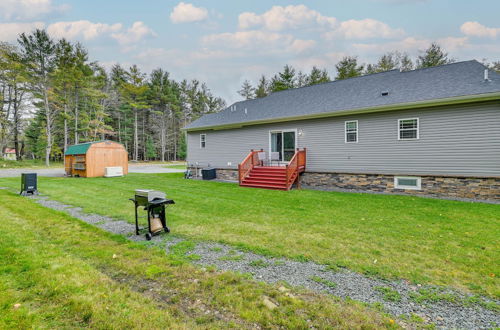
[47,21,122,40]
[352,37,426,54]
[0,0,68,21]
[288,39,316,53]
[135,48,187,66]
[289,52,347,71]
[190,49,234,60]
[460,21,500,39]
[324,19,405,40]
[438,36,469,51]
[203,30,293,50]
[0,19,155,49]
[202,30,314,54]
[0,22,45,41]
[111,21,156,45]
[237,5,403,41]
[170,2,208,23]
[238,5,336,31]
[352,36,469,56]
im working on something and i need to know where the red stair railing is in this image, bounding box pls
[238,149,262,184]
[285,148,307,190]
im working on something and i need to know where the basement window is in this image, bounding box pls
[398,118,419,140]
[200,134,206,148]
[394,176,421,190]
[345,120,358,143]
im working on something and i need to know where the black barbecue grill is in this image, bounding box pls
[130,189,175,240]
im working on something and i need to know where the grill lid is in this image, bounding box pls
[135,189,166,200]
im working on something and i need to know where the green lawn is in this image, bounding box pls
[0,159,63,169]
[0,173,498,299]
[164,164,187,170]
[0,190,393,329]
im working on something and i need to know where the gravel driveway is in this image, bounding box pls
[0,164,185,178]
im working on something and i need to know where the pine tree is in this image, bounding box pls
[238,80,255,99]
[255,75,268,98]
[377,53,399,72]
[365,64,377,75]
[177,132,187,160]
[0,43,29,160]
[270,65,296,92]
[145,135,156,160]
[307,66,330,85]
[417,43,453,68]
[490,61,500,73]
[366,51,414,74]
[18,29,56,166]
[399,53,414,71]
[53,39,76,152]
[148,68,180,161]
[335,56,364,80]
[121,65,149,161]
[296,71,308,88]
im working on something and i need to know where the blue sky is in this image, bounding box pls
[1,0,499,103]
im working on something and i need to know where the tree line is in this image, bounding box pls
[238,43,500,99]
[0,29,225,165]
[2,32,499,166]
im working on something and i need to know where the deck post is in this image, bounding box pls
[285,164,289,190]
[238,164,241,185]
[303,148,307,171]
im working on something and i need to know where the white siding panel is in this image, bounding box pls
[187,102,500,177]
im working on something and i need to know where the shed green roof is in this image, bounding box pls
[64,141,99,155]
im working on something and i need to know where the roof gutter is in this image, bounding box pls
[183,92,500,132]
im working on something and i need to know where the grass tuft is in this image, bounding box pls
[375,286,402,302]
[310,276,337,289]
[219,255,244,261]
[249,259,269,268]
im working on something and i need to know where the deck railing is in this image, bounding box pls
[285,148,306,190]
[238,149,262,184]
[239,148,306,189]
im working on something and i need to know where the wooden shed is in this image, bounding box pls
[64,141,128,178]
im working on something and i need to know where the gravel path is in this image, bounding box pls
[0,164,185,177]
[22,194,500,329]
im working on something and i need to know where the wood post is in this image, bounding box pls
[238,164,241,185]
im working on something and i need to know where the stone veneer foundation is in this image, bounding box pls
[188,167,500,202]
[214,168,239,181]
[299,172,500,202]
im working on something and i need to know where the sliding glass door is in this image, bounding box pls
[270,130,296,162]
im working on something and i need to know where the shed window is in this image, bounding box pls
[398,118,419,140]
[345,120,358,143]
[200,134,206,148]
[394,176,421,190]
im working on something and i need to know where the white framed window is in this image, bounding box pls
[345,120,358,143]
[394,176,421,190]
[398,118,419,140]
[200,134,206,148]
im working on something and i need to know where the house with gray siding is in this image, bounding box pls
[184,60,500,201]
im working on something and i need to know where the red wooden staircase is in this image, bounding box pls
[238,148,306,190]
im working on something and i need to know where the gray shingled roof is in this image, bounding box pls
[185,60,500,130]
